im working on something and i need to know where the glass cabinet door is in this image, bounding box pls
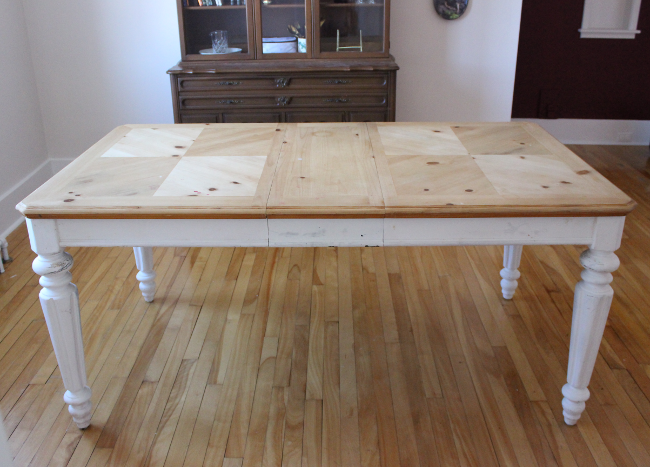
[315,0,387,57]
[180,0,255,60]
[256,0,311,58]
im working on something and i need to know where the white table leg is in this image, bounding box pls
[27,219,92,429]
[562,248,619,425]
[500,245,523,299]
[133,247,156,302]
[0,237,10,274]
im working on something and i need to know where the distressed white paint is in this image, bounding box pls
[384,217,596,246]
[28,213,625,426]
[591,216,626,251]
[0,237,9,274]
[562,248,620,424]
[500,245,523,299]
[133,247,156,302]
[57,219,269,247]
[28,219,92,429]
[268,218,383,247]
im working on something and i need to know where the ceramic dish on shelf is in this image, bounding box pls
[199,47,243,54]
[262,37,297,53]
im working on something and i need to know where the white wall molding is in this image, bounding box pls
[512,119,650,145]
[0,160,52,238]
[580,0,642,39]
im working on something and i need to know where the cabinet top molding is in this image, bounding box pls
[17,122,635,220]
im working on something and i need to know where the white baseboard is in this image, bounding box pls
[512,119,650,145]
[0,160,52,239]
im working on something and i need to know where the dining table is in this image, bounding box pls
[17,121,635,429]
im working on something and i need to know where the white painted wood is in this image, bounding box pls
[562,247,620,425]
[133,247,156,302]
[591,216,626,251]
[500,245,523,299]
[29,213,628,428]
[384,217,597,246]
[268,218,383,247]
[580,0,642,38]
[27,218,60,254]
[0,238,8,274]
[56,218,269,247]
[28,219,92,429]
[55,217,612,249]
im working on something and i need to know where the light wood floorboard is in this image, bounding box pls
[1,145,649,466]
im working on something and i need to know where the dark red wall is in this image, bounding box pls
[511,0,650,120]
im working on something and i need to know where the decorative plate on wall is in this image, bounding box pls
[434,0,468,20]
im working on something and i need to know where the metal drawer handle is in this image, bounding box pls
[324,98,350,104]
[217,81,242,86]
[276,96,291,106]
[325,79,351,85]
[218,99,244,105]
[275,78,290,88]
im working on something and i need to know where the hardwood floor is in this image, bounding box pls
[1,144,649,467]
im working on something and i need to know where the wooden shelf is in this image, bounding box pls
[320,2,384,6]
[184,5,246,9]
[261,3,305,7]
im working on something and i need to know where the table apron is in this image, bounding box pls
[50,216,622,249]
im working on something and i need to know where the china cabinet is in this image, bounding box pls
[168,0,398,123]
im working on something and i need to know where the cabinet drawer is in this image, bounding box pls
[180,96,277,109]
[290,94,387,107]
[180,113,218,123]
[176,73,388,92]
[290,75,388,89]
[222,112,281,123]
[180,93,387,110]
[178,77,288,92]
[349,111,388,122]
[286,112,346,123]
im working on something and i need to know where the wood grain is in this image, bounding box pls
[3,147,649,465]
[17,123,634,219]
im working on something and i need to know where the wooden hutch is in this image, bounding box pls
[168,0,398,123]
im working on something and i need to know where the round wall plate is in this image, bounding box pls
[434,0,468,20]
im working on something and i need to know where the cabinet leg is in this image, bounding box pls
[562,248,619,425]
[33,249,92,429]
[500,245,523,299]
[133,247,156,302]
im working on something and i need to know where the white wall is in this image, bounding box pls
[0,0,50,239]
[391,0,524,122]
[21,0,181,164]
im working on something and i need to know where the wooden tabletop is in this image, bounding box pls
[17,122,635,219]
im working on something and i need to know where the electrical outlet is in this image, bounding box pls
[617,131,633,143]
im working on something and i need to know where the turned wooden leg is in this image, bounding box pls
[28,219,92,429]
[0,237,10,274]
[562,248,619,425]
[133,247,156,302]
[500,245,523,299]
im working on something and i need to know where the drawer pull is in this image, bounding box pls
[218,99,244,105]
[325,79,351,85]
[274,78,290,88]
[217,81,242,86]
[276,96,291,106]
[324,98,350,104]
